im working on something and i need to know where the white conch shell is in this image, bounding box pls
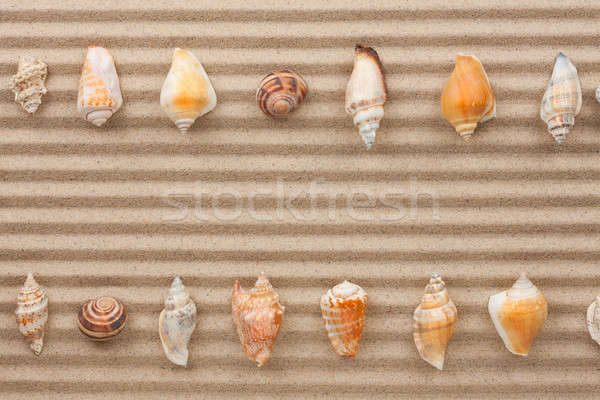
[345,44,387,150]
[587,296,600,345]
[160,48,217,133]
[159,276,197,367]
[8,56,48,113]
[413,273,457,370]
[15,273,49,355]
[488,273,547,356]
[540,53,582,144]
[77,46,123,127]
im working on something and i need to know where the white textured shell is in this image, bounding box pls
[159,276,197,367]
[540,53,582,144]
[8,56,48,114]
[77,46,123,127]
[587,296,600,346]
[345,45,387,150]
[160,48,217,133]
[15,273,49,355]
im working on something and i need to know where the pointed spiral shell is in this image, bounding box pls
[320,281,367,357]
[540,53,582,144]
[231,272,284,367]
[77,296,127,340]
[15,273,49,355]
[413,273,457,370]
[256,69,308,117]
[441,54,496,141]
[345,45,387,150]
[9,56,48,114]
[488,273,547,356]
[159,277,197,367]
[77,46,123,127]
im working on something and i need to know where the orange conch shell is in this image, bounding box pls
[77,46,123,127]
[488,272,547,356]
[441,54,496,141]
[160,48,217,133]
[413,273,457,370]
[231,273,284,366]
[320,281,367,357]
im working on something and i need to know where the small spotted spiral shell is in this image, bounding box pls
[77,296,127,340]
[256,69,308,117]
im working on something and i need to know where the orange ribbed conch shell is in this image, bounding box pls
[231,273,284,367]
[320,281,367,357]
[441,54,496,141]
[413,273,457,370]
[488,272,547,356]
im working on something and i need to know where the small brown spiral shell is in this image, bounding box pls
[256,69,308,117]
[77,296,127,340]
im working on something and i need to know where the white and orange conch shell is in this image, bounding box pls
[9,56,48,114]
[160,48,217,133]
[488,273,548,356]
[587,296,600,346]
[345,44,387,150]
[159,277,197,367]
[413,273,457,370]
[15,273,49,355]
[441,54,496,141]
[320,281,367,357]
[231,273,284,367]
[77,46,123,127]
[540,53,582,144]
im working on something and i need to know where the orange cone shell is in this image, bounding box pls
[231,273,284,367]
[413,273,457,370]
[441,54,495,141]
[320,281,367,357]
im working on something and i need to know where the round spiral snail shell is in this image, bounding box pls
[256,69,308,117]
[77,296,127,341]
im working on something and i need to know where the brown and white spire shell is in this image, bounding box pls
[256,69,308,117]
[540,53,582,144]
[413,273,457,370]
[587,296,600,346]
[15,273,49,355]
[488,273,547,356]
[320,281,367,357]
[441,54,496,141]
[345,44,387,150]
[77,46,123,127]
[8,56,48,114]
[77,296,127,340]
[231,272,284,367]
[159,277,197,367]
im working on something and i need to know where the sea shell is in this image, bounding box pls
[160,48,217,133]
[587,296,600,345]
[441,54,496,141]
[413,273,457,370]
[15,273,49,355]
[256,69,308,117]
[77,296,127,340]
[231,272,284,366]
[77,46,123,127]
[159,277,197,367]
[345,44,387,150]
[540,53,582,144]
[320,281,367,357]
[8,56,48,114]
[488,273,547,356]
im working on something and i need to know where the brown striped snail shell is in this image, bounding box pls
[77,296,127,340]
[256,69,308,117]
